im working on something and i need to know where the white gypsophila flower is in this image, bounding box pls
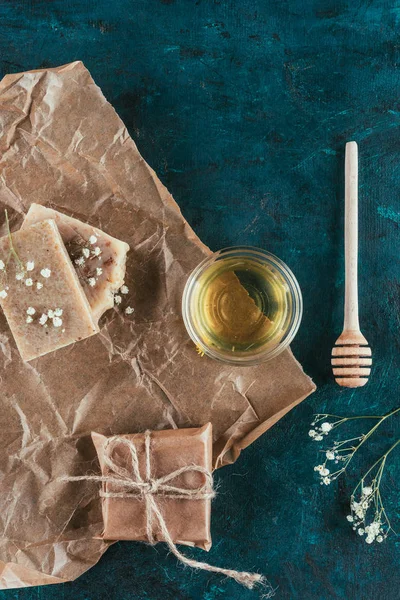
[114,295,122,305]
[315,434,323,441]
[322,477,331,485]
[15,271,24,280]
[89,235,97,245]
[309,430,317,438]
[326,451,335,460]
[25,278,33,286]
[0,289,7,299]
[26,307,36,315]
[53,317,63,327]
[320,467,330,476]
[75,257,85,266]
[376,535,383,543]
[346,515,354,522]
[47,310,55,318]
[365,536,374,544]
[366,522,381,536]
[96,267,103,276]
[93,246,101,256]
[39,314,48,325]
[40,268,51,278]
[321,422,333,433]
[362,486,373,496]
[125,306,134,315]
[36,282,43,290]
[54,308,63,317]
[88,277,96,287]
[357,510,366,520]
[26,261,35,271]
[26,316,33,324]
[355,507,365,520]
[358,529,364,536]
[314,465,324,472]
[82,248,90,259]
[0,259,4,270]
[120,285,129,294]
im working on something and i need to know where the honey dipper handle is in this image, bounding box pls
[343,141,360,332]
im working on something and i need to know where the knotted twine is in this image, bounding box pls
[61,431,273,594]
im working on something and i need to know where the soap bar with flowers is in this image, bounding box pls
[22,204,130,322]
[0,219,99,361]
[91,424,213,550]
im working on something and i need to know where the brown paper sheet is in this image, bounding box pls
[0,61,316,589]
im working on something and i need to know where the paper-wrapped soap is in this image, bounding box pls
[22,204,130,322]
[0,219,98,361]
[92,424,213,550]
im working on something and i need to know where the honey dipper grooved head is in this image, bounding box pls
[331,332,372,388]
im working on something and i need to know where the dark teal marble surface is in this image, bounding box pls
[0,1,400,599]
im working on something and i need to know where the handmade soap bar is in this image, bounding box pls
[22,204,130,322]
[0,219,99,361]
[92,424,213,549]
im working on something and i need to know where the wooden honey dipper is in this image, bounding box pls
[331,141,372,387]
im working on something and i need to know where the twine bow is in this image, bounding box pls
[61,431,273,595]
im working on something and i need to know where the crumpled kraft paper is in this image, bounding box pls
[0,61,316,589]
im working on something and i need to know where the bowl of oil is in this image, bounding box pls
[182,246,302,365]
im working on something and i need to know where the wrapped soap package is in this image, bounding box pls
[92,424,212,549]
[0,62,315,588]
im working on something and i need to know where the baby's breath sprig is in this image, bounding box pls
[67,233,103,288]
[0,211,50,295]
[310,407,400,543]
[348,437,400,543]
[310,412,388,484]
[113,285,134,316]
[0,210,25,296]
[4,209,24,272]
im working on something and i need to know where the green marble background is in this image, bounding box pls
[0,1,399,599]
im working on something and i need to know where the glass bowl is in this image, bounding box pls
[182,246,302,365]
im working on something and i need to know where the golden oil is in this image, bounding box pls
[190,256,292,354]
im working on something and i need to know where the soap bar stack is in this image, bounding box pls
[22,205,130,322]
[0,206,130,361]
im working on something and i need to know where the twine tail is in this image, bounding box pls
[168,544,270,592]
[150,498,274,595]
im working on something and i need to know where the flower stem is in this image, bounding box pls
[352,438,400,498]
[4,210,23,271]
[315,413,382,421]
[315,407,400,422]
[343,407,400,471]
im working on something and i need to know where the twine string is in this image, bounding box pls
[61,432,273,594]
